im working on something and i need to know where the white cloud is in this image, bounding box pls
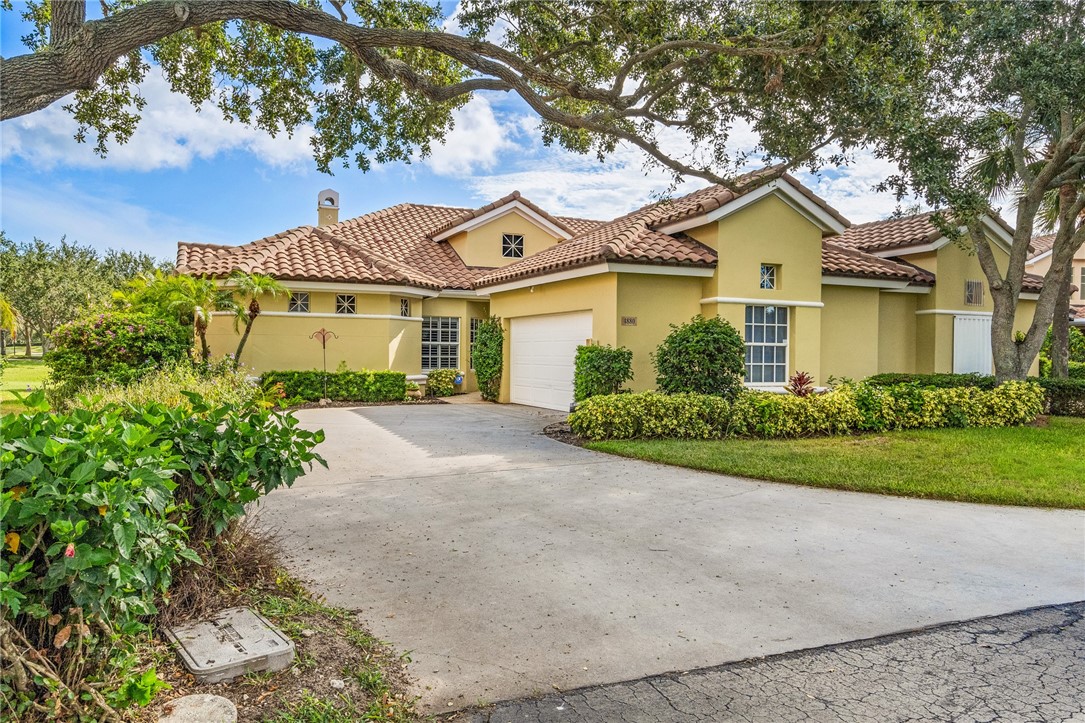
[423,96,519,176]
[0,179,228,260]
[1,71,315,172]
[793,150,922,224]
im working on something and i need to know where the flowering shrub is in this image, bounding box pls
[0,391,325,717]
[569,382,1044,440]
[46,312,192,398]
[426,368,460,397]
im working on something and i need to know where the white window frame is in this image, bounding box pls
[964,279,984,306]
[335,294,356,314]
[400,298,411,317]
[469,318,483,370]
[502,233,524,259]
[422,316,460,371]
[759,264,778,290]
[744,305,789,385]
[288,292,310,313]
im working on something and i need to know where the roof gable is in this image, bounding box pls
[427,191,577,241]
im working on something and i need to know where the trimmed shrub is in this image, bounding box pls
[426,368,460,397]
[1036,378,1085,417]
[1,391,325,715]
[570,382,1044,440]
[262,369,407,403]
[652,315,745,399]
[1070,361,1085,380]
[47,312,193,397]
[574,344,634,402]
[864,372,998,390]
[472,317,504,402]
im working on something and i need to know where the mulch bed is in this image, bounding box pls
[543,421,587,447]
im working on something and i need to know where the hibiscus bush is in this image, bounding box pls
[0,391,325,719]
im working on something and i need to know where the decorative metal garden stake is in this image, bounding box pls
[310,328,338,400]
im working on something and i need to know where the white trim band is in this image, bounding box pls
[213,311,423,321]
[701,296,825,308]
[915,309,992,317]
[230,280,438,297]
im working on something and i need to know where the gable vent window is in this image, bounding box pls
[760,264,778,290]
[335,294,356,314]
[400,298,411,317]
[288,292,310,313]
[965,280,984,306]
[502,233,524,258]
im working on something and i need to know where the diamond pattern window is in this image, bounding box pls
[965,280,984,306]
[502,233,524,258]
[744,305,789,384]
[288,292,310,313]
[335,294,356,314]
[760,264,778,290]
[422,316,459,371]
[400,298,411,317]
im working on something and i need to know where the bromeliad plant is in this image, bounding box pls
[0,391,325,720]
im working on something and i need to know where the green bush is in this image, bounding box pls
[569,382,1044,440]
[262,369,407,403]
[46,312,192,398]
[68,359,258,411]
[1036,377,1085,417]
[426,368,460,397]
[1070,361,1085,380]
[574,344,634,402]
[652,315,745,399]
[1,391,325,716]
[864,372,999,390]
[472,317,504,402]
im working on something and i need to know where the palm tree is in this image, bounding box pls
[228,271,285,368]
[119,272,228,362]
[0,292,18,356]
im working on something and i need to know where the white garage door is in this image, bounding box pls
[510,311,593,411]
[953,314,993,374]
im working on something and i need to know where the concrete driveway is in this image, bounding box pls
[254,404,1085,713]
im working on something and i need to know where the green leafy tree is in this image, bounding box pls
[652,315,746,399]
[228,271,286,368]
[115,271,233,361]
[0,292,17,356]
[1,1,944,190]
[878,2,1085,381]
[574,344,633,402]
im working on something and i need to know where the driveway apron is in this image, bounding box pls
[253,405,1085,713]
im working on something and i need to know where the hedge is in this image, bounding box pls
[262,369,406,403]
[568,382,1044,440]
[574,344,633,402]
[865,371,1085,418]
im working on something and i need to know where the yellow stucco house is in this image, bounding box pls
[177,176,1043,411]
[1026,232,1085,327]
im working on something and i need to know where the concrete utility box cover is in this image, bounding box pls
[164,607,295,684]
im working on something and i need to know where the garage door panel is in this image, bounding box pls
[510,311,592,411]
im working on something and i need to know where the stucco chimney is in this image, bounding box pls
[317,188,340,225]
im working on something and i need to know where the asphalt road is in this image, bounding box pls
[456,602,1085,723]
[255,404,1085,712]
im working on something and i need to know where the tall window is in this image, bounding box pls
[288,292,310,313]
[744,305,788,384]
[422,316,459,371]
[760,264,778,290]
[335,294,356,314]
[965,279,984,306]
[502,233,524,258]
[469,318,482,369]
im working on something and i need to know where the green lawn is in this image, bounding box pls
[1,355,49,415]
[587,417,1085,509]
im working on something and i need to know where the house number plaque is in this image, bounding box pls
[621,316,637,326]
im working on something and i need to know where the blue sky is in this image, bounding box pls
[0,3,908,264]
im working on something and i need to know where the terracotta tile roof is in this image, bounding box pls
[836,211,1017,254]
[177,225,445,289]
[1022,272,1045,293]
[424,190,581,239]
[821,242,934,285]
[1071,304,1085,322]
[1029,233,1056,260]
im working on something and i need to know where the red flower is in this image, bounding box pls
[64,543,75,558]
